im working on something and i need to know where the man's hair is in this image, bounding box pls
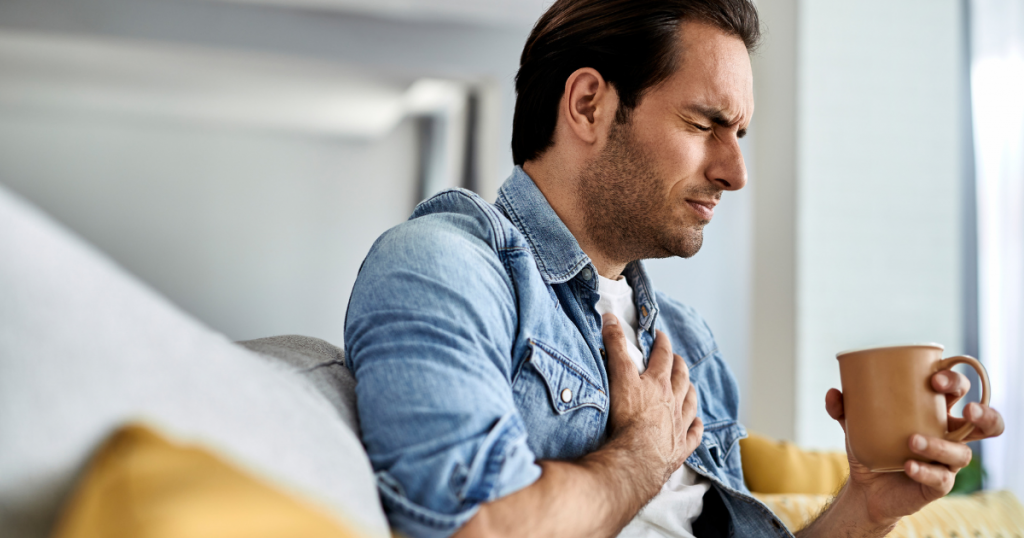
[512,0,761,165]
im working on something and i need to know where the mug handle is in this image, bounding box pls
[936,355,991,442]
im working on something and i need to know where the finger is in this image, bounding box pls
[905,460,956,495]
[670,353,691,402]
[673,384,700,458]
[962,403,1006,440]
[601,314,638,384]
[908,434,972,470]
[932,370,970,409]
[825,388,845,420]
[680,381,699,423]
[824,388,848,435]
[643,329,674,380]
[685,416,704,452]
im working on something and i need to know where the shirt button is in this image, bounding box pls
[580,267,592,280]
[560,388,573,403]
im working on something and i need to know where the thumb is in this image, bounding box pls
[825,388,847,434]
[602,313,637,384]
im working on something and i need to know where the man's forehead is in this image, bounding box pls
[663,21,754,122]
[674,20,752,66]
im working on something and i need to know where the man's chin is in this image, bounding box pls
[666,230,704,259]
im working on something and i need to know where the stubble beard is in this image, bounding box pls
[577,119,712,266]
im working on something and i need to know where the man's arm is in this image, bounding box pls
[454,315,704,538]
[797,373,1006,538]
[346,212,703,538]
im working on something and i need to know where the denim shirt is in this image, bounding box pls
[345,167,792,538]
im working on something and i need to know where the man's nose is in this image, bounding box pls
[706,137,747,191]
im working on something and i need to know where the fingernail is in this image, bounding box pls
[602,313,617,326]
[908,461,919,474]
[967,403,981,421]
[938,372,951,388]
[912,435,927,452]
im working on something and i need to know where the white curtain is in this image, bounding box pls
[971,0,1024,500]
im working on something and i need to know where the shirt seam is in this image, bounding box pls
[497,191,556,280]
[433,189,518,300]
[689,346,719,370]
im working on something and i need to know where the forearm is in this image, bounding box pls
[795,482,898,538]
[454,434,663,538]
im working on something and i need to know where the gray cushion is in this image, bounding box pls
[0,184,388,538]
[237,335,360,435]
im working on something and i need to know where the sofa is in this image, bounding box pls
[0,184,388,537]
[2,182,1021,538]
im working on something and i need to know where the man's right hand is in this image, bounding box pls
[453,316,703,538]
[602,313,704,489]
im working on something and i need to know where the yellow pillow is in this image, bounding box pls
[755,491,1024,536]
[742,432,1024,535]
[51,424,368,538]
[740,432,850,494]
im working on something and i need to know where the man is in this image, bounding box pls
[344,0,1006,536]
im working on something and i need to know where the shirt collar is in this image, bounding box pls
[495,166,660,332]
[623,261,660,332]
[495,166,591,284]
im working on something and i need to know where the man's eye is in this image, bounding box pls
[693,123,712,132]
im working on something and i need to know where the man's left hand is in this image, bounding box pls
[819,370,1005,531]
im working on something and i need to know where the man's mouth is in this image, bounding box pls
[685,199,717,221]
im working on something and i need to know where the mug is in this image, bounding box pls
[836,344,991,472]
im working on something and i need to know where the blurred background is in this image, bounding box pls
[0,0,1020,498]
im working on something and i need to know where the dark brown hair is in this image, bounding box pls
[512,0,761,165]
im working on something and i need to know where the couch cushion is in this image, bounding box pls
[755,491,1024,536]
[52,424,368,538]
[237,335,359,435]
[740,432,850,494]
[0,184,388,538]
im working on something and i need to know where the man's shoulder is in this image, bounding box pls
[397,187,514,252]
[355,188,519,280]
[345,188,521,357]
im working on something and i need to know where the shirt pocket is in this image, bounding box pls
[523,339,608,414]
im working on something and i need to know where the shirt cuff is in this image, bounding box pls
[377,412,542,538]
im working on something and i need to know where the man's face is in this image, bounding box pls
[578,21,753,262]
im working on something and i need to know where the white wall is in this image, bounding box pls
[749,0,968,449]
[749,0,799,442]
[0,0,530,194]
[0,108,418,344]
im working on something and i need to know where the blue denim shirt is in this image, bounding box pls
[345,167,792,538]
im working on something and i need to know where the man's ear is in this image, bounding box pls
[561,68,617,146]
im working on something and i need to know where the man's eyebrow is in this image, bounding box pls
[682,104,747,137]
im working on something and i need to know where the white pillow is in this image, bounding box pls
[0,184,388,538]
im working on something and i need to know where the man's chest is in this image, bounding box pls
[499,249,745,491]
[503,249,613,460]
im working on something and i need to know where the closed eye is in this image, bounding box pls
[692,122,712,132]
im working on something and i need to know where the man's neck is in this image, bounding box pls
[521,160,627,279]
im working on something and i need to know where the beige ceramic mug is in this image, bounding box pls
[836,344,991,472]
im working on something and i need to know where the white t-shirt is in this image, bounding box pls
[595,274,710,538]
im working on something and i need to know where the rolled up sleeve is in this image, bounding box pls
[345,204,542,538]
